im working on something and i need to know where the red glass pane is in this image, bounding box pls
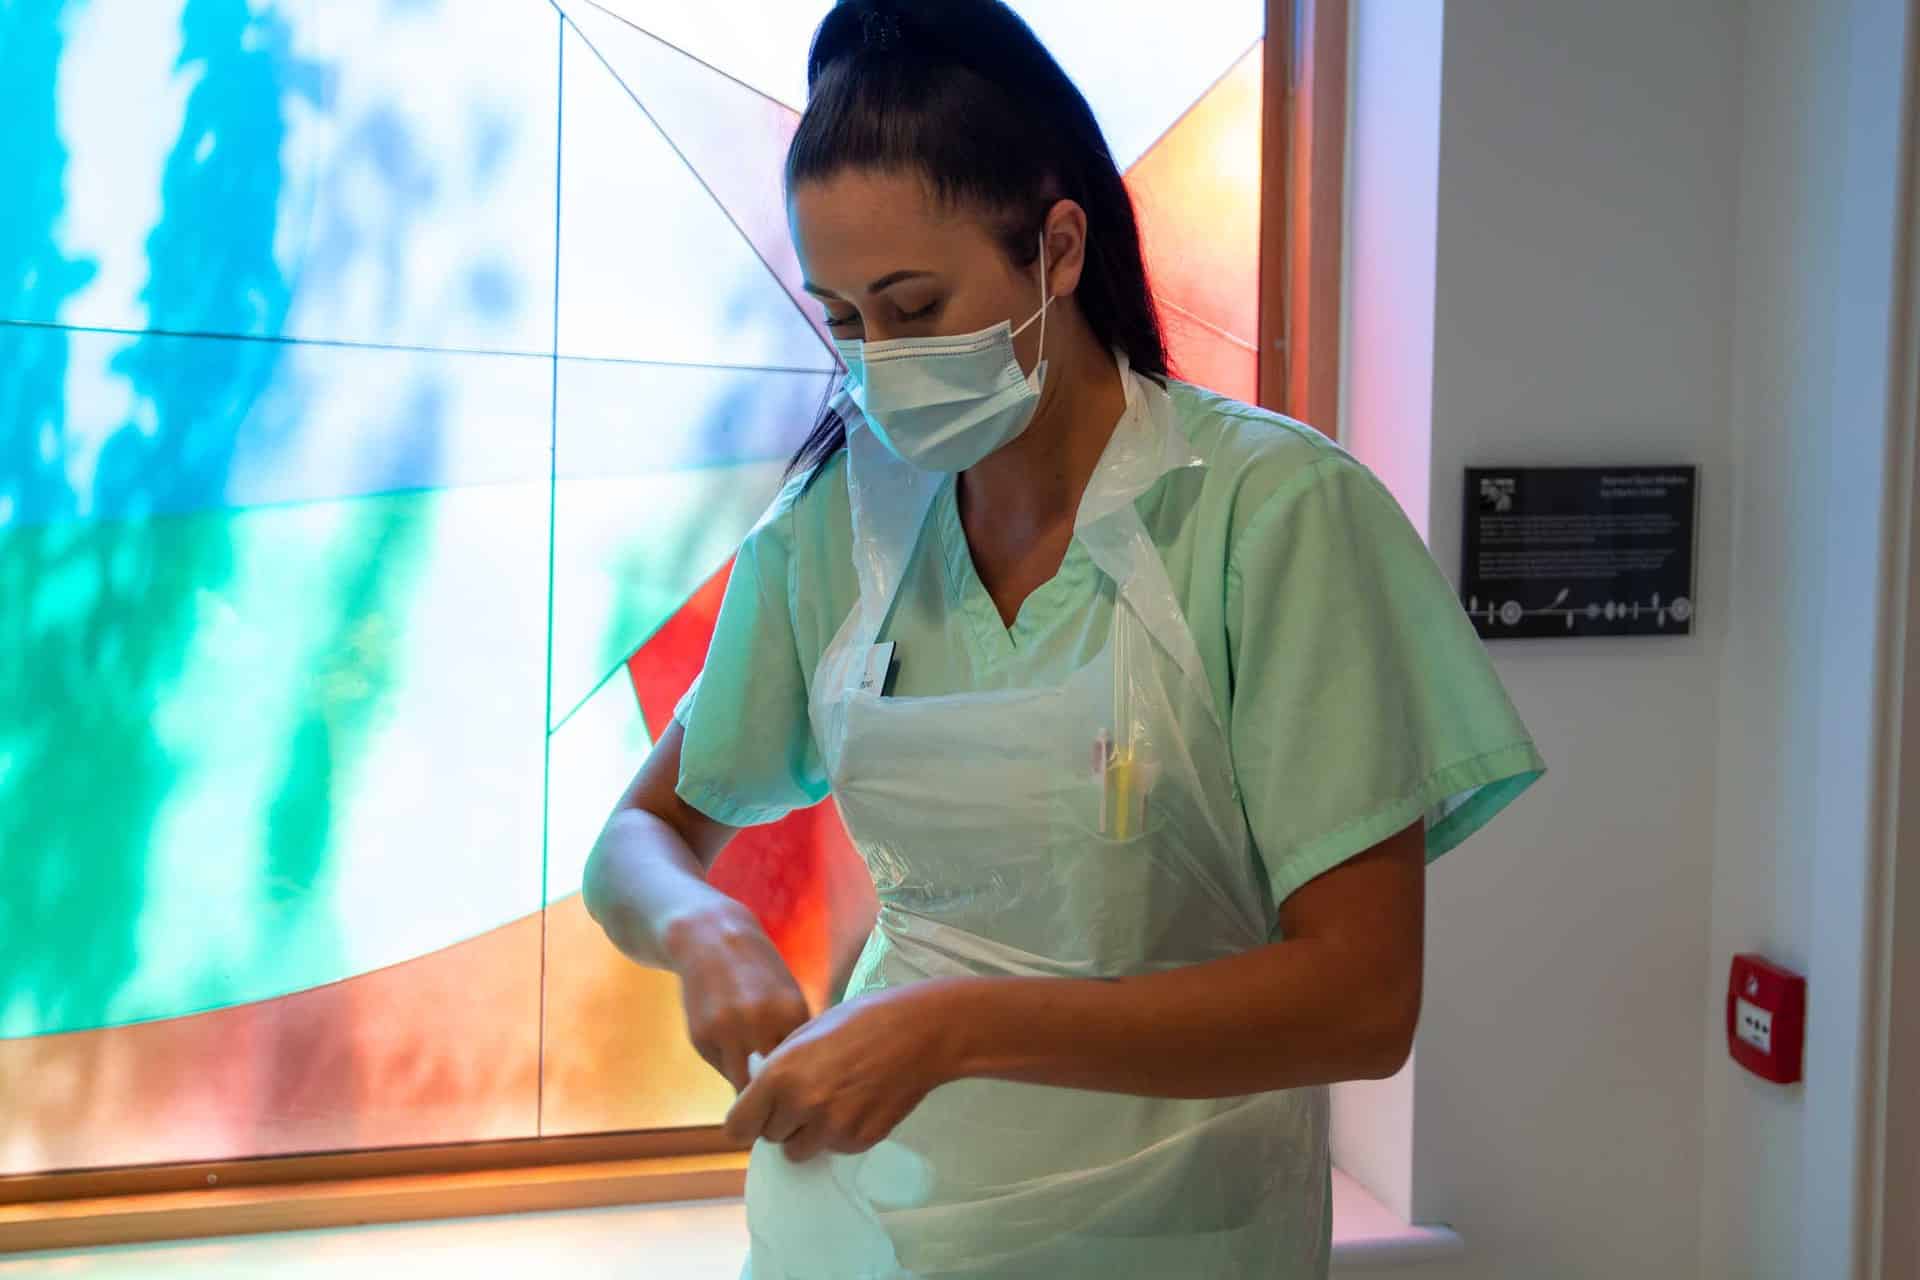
[624,567,876,1013]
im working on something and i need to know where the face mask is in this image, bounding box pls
[832,234,1051,473]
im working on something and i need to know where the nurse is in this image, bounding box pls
[583,2,1544,1276]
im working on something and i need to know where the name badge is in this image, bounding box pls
[856,642,897,696]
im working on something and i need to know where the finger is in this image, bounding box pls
[782,991,813,1031]
[725,1076,775,1144]
[756,1022,796,1057]
[762,1096,808,1144]
[719,1045,750,1093]
[781,1122,830,1164]
[830,1125,882,1156]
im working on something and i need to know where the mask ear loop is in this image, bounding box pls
[1011,229,1051,379]
[1036,229,1048,361]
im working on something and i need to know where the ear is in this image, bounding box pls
[1039,199,1090,299]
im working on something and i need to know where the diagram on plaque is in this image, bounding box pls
[1460,467,1698,640]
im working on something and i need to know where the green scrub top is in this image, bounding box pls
[675,380,1543,912]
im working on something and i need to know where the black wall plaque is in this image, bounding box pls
[1461,466,1698,639]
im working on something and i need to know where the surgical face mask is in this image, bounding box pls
[832,235,1051,473]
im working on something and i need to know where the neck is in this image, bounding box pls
[957,321,1125,543]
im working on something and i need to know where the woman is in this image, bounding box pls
[583,2,1543,1276]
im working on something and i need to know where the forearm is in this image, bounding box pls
[939,936,1419,1098]
[582,807,755,971]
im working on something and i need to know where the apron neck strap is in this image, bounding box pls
[844,394,944,640]
[1073,353,1204,534]
[840,353,1208,657]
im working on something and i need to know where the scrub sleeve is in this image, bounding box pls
[1225,454,1544,910]
[671,481,828,828]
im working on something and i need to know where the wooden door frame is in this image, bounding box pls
[1261,0,1349,433]
[1876,343,1920,1280]
[1869,12,1920,1271]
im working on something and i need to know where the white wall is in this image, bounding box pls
[1703,1,1914,1277]
[1340,1,1916,1277]
[1329,0,1444,1224]
[1419,2,1739,1276]
[1340,1,1741,1276]
[1339,0,1441,539]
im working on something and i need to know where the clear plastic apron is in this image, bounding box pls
[743,361,1330,1279]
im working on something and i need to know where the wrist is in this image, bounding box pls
[660,897,762,974]
[918,976,1009,1086]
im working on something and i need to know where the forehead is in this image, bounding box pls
[788,169,997,286]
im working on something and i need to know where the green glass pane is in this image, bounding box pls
[1,483,549,1039]
[545,671,652,906]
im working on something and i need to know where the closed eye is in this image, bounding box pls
[821,301,940,331]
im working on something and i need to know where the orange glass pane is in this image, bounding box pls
[539,894,738,1135]
[1126,43,1264,349]
[0,919,540,1175]
[1161,297,1259,402]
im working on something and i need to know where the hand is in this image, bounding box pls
[724,981,966,1163]
[666,904,811,1092]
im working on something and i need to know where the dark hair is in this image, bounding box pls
[782,0,1170,487]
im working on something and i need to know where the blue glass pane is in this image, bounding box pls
[564,0,833,111]
[548,359,825,729]
[7,0,560,353]
[556,359,828,476]
[556,23,828,369]
[560,0,823,346]
[0,327,551,529]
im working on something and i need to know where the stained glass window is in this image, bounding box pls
[0,0,1264,1173]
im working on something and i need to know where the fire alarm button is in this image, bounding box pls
[1727,953,1806,1085]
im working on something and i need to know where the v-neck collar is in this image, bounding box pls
[935,477,1094,664]
[911,352,1202,668]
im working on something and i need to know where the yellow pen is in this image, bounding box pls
[1109,739,1135,840]
[1094,728,1111,835]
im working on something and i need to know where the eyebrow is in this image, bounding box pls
[801,269,937,300]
